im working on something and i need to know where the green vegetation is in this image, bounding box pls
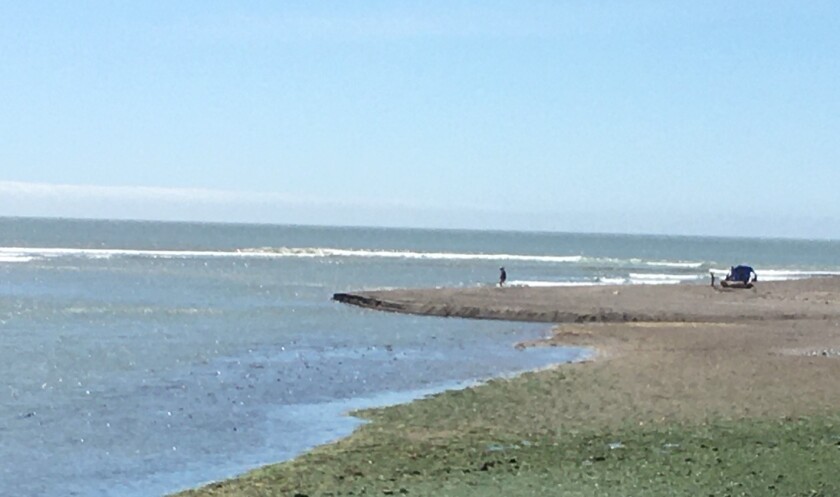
[176,368,840,497]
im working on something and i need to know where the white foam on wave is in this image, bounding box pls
[629,273,704,282]
[576,256,705,270]
[645,260,704,269]
[753,269,840,282]
[627,273,705,285]
[249,247,585,263]
[0,246,260,260]
[0,254,34,263]
[0,246,712,273]
[243,250,702,272]
[0,246,586,264]
[709,268,840,282]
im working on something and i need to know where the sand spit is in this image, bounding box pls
[333,277,840,324]
[334,277,840,423]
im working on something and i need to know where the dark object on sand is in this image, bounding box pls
[499,267,507,287]
[721,265,757,289]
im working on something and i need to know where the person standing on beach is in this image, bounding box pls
[499,267,507,287]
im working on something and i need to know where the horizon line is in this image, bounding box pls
[2,180,838,241]
[2,214,837,244]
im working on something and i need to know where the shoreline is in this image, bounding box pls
[177,278,840,496]
[168,322,587,495]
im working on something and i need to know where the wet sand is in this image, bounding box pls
[335,278,840,423]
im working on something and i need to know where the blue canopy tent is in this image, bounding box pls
[726,265,757,284]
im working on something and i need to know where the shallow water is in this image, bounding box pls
[0,221,589,496]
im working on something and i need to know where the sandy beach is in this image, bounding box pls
[334,277,840,324]
[180,277,840,496]
[333,277,840,423]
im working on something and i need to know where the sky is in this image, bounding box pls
[1,2,839,238]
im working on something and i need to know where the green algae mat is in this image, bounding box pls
[176,370,840,497]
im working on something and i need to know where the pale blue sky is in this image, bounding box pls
[2,2,838,238]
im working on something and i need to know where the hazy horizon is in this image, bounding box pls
[2,184,838,242]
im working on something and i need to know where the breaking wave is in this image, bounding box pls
[746,269,840,282]
[0,254,34,263]
[1,246,837,286]
[0,246,709,270]
[645,260,705,269]
[0,246,586,264]
[244,247,586,263]
[629,273,705,283]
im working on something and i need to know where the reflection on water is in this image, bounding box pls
[1,253,583,497]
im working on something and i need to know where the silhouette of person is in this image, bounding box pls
[499,266,507,287]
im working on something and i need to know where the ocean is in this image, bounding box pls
[1,217,839,497]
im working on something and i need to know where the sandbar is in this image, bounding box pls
[334,277,840,423]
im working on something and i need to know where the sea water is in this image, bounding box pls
[1,218,839,496]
